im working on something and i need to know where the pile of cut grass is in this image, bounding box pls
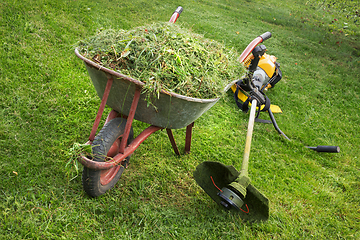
[77,22,245,99]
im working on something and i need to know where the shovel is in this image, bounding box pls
[194,99,269,222]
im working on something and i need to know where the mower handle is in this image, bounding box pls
[239,32,272,63]
[169,6,183,23]
[260,32,272,41]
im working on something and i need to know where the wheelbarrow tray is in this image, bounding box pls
[75,49,229,129]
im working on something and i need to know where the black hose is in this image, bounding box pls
[268,109,290,140]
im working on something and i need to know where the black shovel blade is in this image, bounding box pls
[193,161,269,222]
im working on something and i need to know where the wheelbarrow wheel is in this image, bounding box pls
[82,117,133,197]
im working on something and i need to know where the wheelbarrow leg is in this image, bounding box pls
[166,129,181,156]
[185,122,194,154]
[166,121,194,155]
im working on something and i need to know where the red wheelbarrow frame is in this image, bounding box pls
[78,83,195,171]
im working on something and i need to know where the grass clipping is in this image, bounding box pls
[78,22,245,100]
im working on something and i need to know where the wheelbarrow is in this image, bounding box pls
[74,7,235,197]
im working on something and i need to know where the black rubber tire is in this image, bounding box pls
[82,117,133,197]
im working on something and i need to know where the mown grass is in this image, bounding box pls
[1,0,359,239]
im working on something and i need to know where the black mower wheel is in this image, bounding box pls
[82,117,133,197]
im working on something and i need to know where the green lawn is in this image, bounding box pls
[1,0,359,239]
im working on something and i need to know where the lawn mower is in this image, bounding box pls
[194,31,289,222]
[194,28,339,222]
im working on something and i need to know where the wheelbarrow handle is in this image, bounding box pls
[169,6,183,23]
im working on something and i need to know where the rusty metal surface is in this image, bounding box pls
[79,125,162,170]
